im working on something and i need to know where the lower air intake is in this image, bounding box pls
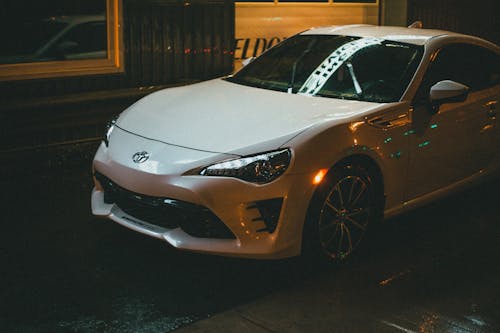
[95,172,235,239]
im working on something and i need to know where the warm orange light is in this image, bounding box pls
[349,121,364,132]
[313,169,328,185]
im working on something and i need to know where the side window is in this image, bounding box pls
[414,43,499,104]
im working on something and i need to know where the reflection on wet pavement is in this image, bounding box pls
[1,143,499,332]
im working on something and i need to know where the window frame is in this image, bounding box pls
[413,42,499,105]
[235,0,379,4]
[333,0,376,3]
[0,0,123,82]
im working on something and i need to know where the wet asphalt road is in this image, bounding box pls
[1,143,499,332]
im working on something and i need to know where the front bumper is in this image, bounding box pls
[91,143,317,259]
[95,171,236,239]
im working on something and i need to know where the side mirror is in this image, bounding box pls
[241,57,255,67]
[429,80,469,113]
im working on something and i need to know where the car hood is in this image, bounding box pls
[117,78,382,154]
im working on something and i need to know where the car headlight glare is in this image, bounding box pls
[200,149,291,183]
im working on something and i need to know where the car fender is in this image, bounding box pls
[285,101,411,215]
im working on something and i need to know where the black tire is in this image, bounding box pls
[302,161,383,263]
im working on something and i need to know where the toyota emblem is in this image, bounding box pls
[132,151,150,163]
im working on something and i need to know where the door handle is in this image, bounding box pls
[485,100,497,118]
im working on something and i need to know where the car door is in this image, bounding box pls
[478,50,500,169]
[466,45,499,169]
[405,43,499,201]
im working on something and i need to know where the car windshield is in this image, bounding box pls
[226,34,423,103]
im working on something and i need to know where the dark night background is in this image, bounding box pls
[0,0,499,331]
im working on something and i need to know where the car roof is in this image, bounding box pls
[301,24,469,46]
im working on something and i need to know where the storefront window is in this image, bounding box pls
[0,0,122,81]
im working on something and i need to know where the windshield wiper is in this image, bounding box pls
[346,62,363,96]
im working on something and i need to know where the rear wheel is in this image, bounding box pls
[304,162,383,262]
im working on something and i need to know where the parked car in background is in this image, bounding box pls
[1,15,106,64]
[91,25,499,261]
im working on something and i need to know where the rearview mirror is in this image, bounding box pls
[429,80,469,112]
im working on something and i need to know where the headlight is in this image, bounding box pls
[200,149,291,183]
[103,116,118,147]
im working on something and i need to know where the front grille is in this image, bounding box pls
[95,172,235,239]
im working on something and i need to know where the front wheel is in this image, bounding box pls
[303,163,383,262]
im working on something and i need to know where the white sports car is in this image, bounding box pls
[92,25,499,261]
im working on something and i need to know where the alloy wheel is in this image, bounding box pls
[318,175,371,260]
